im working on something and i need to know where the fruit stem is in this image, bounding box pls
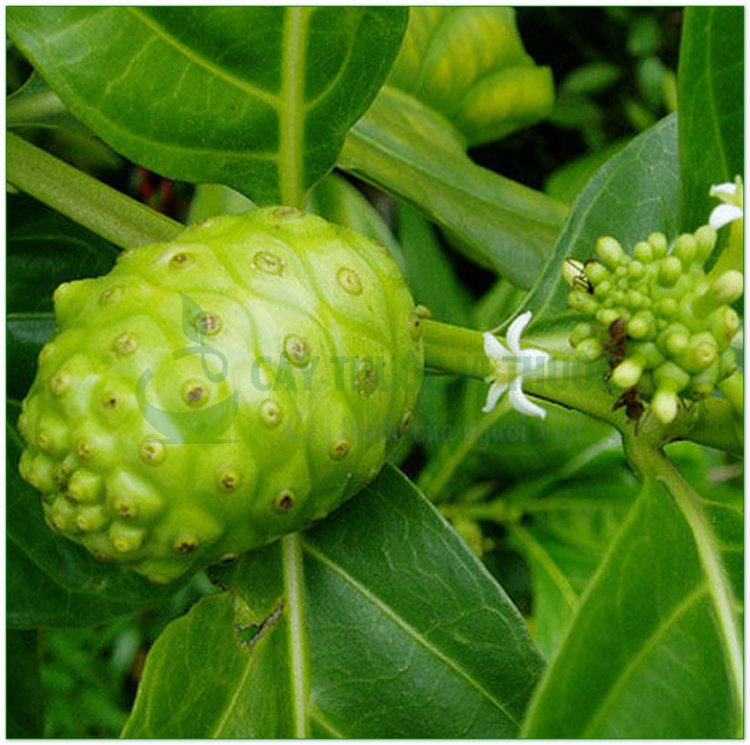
[7,132,182,249]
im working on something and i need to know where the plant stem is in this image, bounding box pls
[422,318,743,455]
[7,132,182,249]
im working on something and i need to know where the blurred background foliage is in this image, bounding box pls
[7,7,724,738]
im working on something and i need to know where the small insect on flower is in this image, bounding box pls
[563,258,594,294]
[612,388,645,433]
[603,317,628,369]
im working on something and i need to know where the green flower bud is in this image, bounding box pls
[718,370,743,415]
[648,232,668,258]
[597,308,621,327]
[707,307,741,348]
[707,270,744,306]
[687,360,720,397]
[693,225,717,264]
[575,338,604,361]
[633,241,654,263]
[681,332,719,373]
[653,361,690,393]
[568,291,598,315]
[632,341,664,369]
[611,356,645,389]
[652,388,679,424]
[719,347,739,378]
[658,256,682,287]
[653,297,678,319]
[627,311,655,340]
[585,261,609,286]
[672,234,697,266]
[595,237,626,269]
[627,260,645,279]
[570,323,594,347]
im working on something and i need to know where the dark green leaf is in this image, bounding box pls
[7,193,118,400]
[678,7,743,231]
[8,193,117,314]
[8,7,407,205]
[506,444,638,656]
[123,466,543,738]
[7,403,184,628]
[522,477,742,737]
[7,630,45,737]
[395,203,472,326]
[341,88,567,288]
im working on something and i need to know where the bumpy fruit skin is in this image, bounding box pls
[18,207,424,583]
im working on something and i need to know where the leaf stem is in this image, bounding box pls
[7,132,182,248]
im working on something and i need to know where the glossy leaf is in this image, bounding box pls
[340,7,566,288]
[8,7,408,205]
[522,114,680,338]
[123,466,543,738]
[341,88,567,288]
[678,7,743,231]
[506,444,637,656]
[7,406,183,630]
[7,193,118,399]
[387,7,554,146]
[522,477,742,737]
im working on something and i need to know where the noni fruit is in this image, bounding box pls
[18,207,424,583]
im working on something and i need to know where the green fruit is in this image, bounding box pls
[18,207,424,583]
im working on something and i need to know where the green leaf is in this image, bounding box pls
[523,114,680,336]
[544,139,629,204]
[339,7,567,289]
[395,203,472,326]
[123,466,543,738]
[506,444,638,656]
[306,172,405,270]
[386,7,554,146]
[522,476,742,737]
[8,7,407,206]
[7,402,183,629]
[7,193,118,400]
[341,88,567,288]
[678,7,743,231]
[7,630,45,737]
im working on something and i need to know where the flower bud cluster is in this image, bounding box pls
[565,225,743,425]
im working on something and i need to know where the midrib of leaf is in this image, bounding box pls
[580,582,709,737]
[510,525,578,610]
[283,533,309,738]
[302,538,520,728]
[279,8,309,207]
[654,458,743,713]
[208,639,258,737]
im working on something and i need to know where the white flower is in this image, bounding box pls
[709,177,743,230]
[482,310,550,419]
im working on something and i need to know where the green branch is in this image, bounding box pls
[7,132,182,249]
[422,318,743,455]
